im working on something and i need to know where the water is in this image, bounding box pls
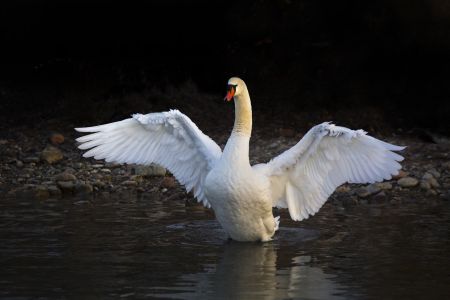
[1,194,449,299]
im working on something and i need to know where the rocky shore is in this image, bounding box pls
[1,126,450,207]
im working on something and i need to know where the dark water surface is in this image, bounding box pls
[1,194,449,299]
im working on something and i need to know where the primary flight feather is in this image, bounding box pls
[76,77,404,242]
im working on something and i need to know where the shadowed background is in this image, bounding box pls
[1,0,449,135]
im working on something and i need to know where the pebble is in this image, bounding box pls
[16,160,24,168]
[392,170,408,180]
[57,181,75,193]
[160,177,176,189]
[92,164,104,168]
[55,172,77,182]
[121,180,138,186]
[49,133,65,145]
[47,185,62,196]
[421,173,440,188]
[336,185,351,193]
[133,164,166,177]
[74,182,93,195]
[375,182,393,190]
[372,191,387,201]
[426,189,438,196]
[355,184,381,198]
[397,177,419,188]
[41,145,63,164]
[100,168,111,173]
[427,169,440,179]
[420,180,431,190]
[442,161,450,171]
[23,157,40,163]
[34,185,50,199]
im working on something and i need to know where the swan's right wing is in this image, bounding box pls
[260,122,404,221]
[75,110,222,207]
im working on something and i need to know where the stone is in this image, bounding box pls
[392,170,408,180]
[420,180,431,190]
[442,161,450,171]
[55,172,77,181]
[426,189,438,196]
[34,185,50,199]
[160,176,176,189]
[121,180,138,186]
[47,185,62,196]
[421,173,440,188]
[428,177,440,189]
[133,164,166,177]
[355,184,381,198]
[92,164,104,168]
[427,169,440,179]
[74,182,93,195]
[336,185,351,193]
[23,157,40,163]
[422,173,434,181]
[130,175,143,183]
[375,182,393,190]
[100,168,111,173]
[49,133,64,145]
[16,160,24,167]
[372,191,387,201]
[41,145,63,164]
[57,181,75,193]
[397,177,419,188]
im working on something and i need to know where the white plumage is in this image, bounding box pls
[76,77,404,242]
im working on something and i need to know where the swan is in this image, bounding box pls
[75,77,404,242]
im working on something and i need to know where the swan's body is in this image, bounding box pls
[76,77,404,242]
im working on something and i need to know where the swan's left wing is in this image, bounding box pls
[258,122,404,221]
[75,109,222,207]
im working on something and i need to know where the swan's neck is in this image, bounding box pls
[222,87,252,166]
[232,88,252,137]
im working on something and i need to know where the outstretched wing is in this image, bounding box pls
[259,122,404,221]
[75,109,222,207]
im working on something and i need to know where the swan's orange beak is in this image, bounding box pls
[224,85,236,102]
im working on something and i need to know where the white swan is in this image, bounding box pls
[75,77,404,242]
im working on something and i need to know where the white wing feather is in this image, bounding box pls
[260,122,405,221]
[75,109,222,207]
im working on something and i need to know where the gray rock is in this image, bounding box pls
[41,145,63,164]
[421,173,440,188]
[55,172,77,182]
[428,177,440,188]
[422,173,434,181]
[47,185,62,196]
[34,185,50,199]
[375,182,393,190]
[121,180,138,186]
[100,168,111,173]
[16,160,24,167]
[420,180,431,190]
[356,184,381,198]
[92,164,104,168]
[57,181,75,192]
[133,164,166,177]
[427,169,441,179]
[74,182,93,195]
[397,177,419,188]
[23,157,40,163]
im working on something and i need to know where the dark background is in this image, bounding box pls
[1,0,449,135]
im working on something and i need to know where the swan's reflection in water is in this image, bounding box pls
[153,232,345,299]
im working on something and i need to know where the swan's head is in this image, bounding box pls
[225,77,246,101]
